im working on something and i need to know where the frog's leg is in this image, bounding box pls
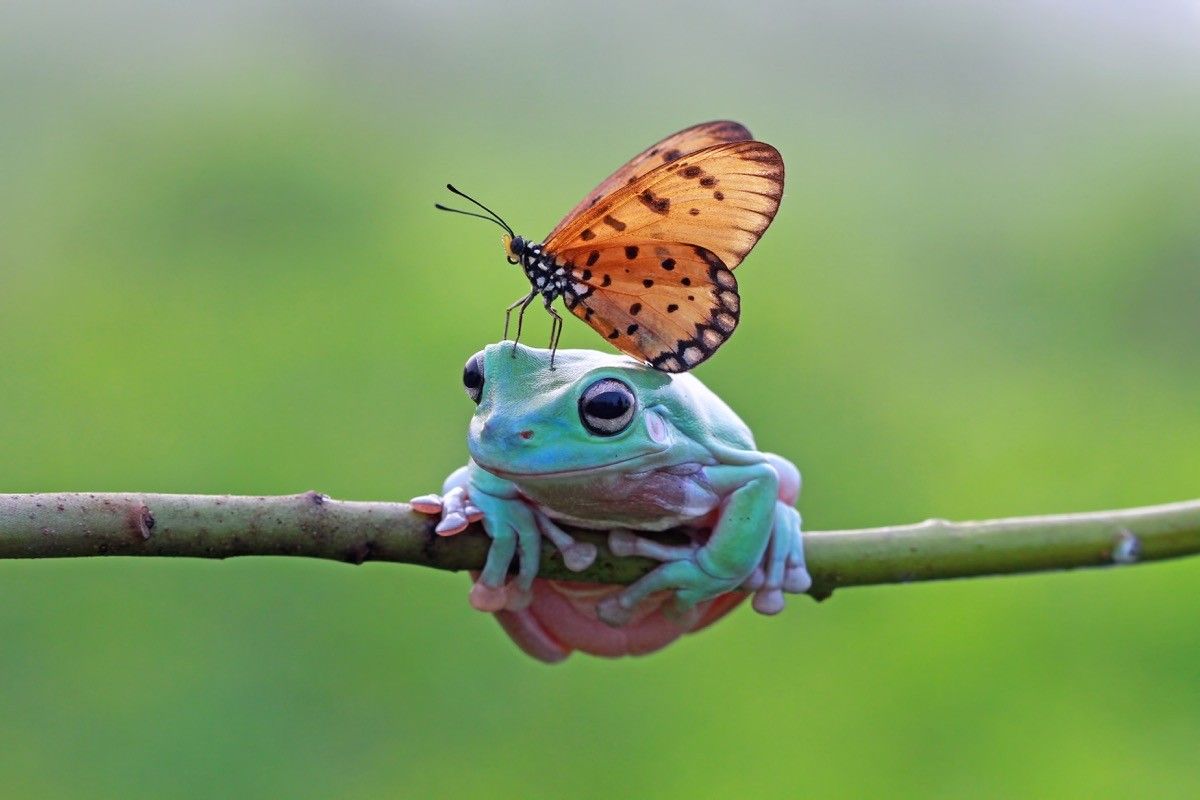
[410,466,540,612]
[597,462,777,627]
[600,454,812,622]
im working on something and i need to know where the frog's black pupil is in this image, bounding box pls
[586,391,631,419]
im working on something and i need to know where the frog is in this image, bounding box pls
[410,342,811,662]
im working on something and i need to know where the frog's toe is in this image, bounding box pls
[435,512,469,536]
[504,584,533,611]
[783,521,812,593]
[607,529,639,558]
[534,513,596,572]
[752,588,786,615]
[409,494,443,514]
[662,601,704,627]
[596,595,635,627]
[742,565,766,591]
[562,543,598,572]
[784,564,813,594]
[469,580,510,612]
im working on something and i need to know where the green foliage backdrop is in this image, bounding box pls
[2,2,1198,797]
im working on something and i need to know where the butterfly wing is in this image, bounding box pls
[545,121,754,243]
[561,243,740,372]
[545,140,783,271]
[545,140,783,370]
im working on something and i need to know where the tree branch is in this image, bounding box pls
[1,492,1197,597]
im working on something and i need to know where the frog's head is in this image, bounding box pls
[462,342,681,478]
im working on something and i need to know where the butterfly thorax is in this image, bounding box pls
[509,235,572,302]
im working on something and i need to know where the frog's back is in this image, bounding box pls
[659,371,759,459]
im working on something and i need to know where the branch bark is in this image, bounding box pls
[1,492,1197,598]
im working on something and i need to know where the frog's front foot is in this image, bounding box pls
[410,479,599,613]
[410,486,482,536]
[745,501,812,615]
[409,484,537,612]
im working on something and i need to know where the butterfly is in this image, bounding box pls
[436,120,784,372]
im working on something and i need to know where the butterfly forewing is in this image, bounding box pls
[561,243,740,372]
[544,121,754,244]
[544,141,783,271]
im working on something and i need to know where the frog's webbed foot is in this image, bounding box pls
[746,502,812,615]
[594,529,716,626]
[410,486,483,537]
[597,502,812,627]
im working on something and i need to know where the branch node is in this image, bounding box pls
[130,504,154,541]
[1112,528,1141,565]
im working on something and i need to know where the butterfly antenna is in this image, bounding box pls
[442,183,515,237]
[434,203,513,233]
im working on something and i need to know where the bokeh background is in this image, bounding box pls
[2,1,1198,797]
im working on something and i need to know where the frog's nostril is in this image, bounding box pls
[518,430,534,440]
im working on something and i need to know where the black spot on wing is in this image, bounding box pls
[637,189,670,215]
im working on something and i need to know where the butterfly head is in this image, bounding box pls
[503,234,527,265]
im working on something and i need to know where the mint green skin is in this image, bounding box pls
[429,342,810,624]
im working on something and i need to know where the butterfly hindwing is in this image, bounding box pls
[544,121,754,244]
[544,140,784,272]
[560,243,740,372]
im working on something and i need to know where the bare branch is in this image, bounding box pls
[1,493,1197,596]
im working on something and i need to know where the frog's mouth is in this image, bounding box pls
[474,451,661,480]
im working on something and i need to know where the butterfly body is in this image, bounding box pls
[507,236,578,305]
[442,121,784,373]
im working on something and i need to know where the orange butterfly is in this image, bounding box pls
[437,121,784,372]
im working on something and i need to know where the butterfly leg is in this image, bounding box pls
[504,290,538,353]
[543,297,564,369]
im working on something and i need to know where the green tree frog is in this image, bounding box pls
[412,343,811,662]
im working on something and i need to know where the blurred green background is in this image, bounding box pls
[2,1,1198,797]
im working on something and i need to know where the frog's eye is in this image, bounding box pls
[462,353,485,404]
[578,378,636,436]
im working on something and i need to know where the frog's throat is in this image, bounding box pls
[473,450,666,480]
